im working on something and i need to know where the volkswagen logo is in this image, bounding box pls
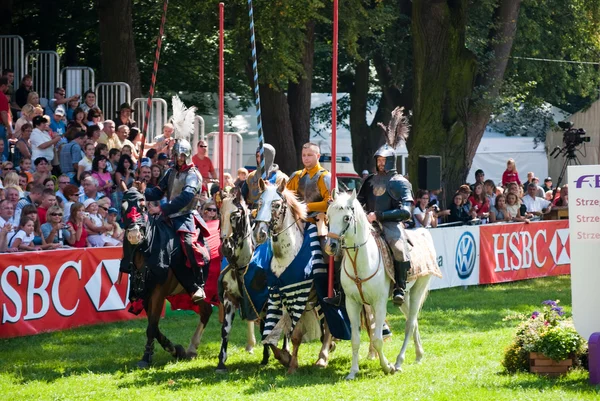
[455,232,476,279]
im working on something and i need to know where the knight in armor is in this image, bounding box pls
[357,107,413,306]
[143,96,210,304]
[241,144,288,209]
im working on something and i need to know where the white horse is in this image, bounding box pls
[253,178,333,374]
[325,189,436,380]
[217,188,270,372]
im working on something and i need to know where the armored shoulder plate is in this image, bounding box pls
[387,174,413,203]
[289,170,300,181]
[322,171,331,192]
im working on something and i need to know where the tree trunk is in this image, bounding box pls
[410,0,520,204]
[287,21,315,167]
[350,60,375,174]
[96,0,141,98]
[0,0,13,34]
[259,85,297,174]
[38,0,60,50]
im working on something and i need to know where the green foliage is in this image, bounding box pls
[501,300,587,373]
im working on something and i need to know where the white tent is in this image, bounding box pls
[199,93,552,185]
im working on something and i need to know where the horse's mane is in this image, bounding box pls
[279,187,308,222]
[331,191,373,233]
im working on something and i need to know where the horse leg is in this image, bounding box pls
[395,298,410,371]
[259,319,271,365]
[413,320,424,363]
[345,299,362,380]
[363,305,377,360]
[315,320,331,368]
[286,325,303,375]
[216,298,236,373]
[155,328,187,360]
[246,320,256,353]
[139,298,159,368]
[373,297,395,375]
[187,301,213,358]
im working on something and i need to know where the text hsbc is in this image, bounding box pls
[492,231,547,272]
[1,261,82,324]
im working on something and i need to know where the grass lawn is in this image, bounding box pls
[1,275,599,400]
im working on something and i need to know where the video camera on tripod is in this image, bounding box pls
[550,121,590,159]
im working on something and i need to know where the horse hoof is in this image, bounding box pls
[345,372,357,380]
[137,360,150,369]
[187,351,198,359]
[367,352,377,360]
[329,342,336,353]
[286,366,297,375]
[315,358,328,368]
[260,358,269,366]
[394,363,403,372]
[174,344,188,360]
[387,364,397,374]
[215,367,228,374]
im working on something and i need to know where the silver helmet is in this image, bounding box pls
[172,139,193,165]
[374,144,397,172]
[256,143,276,175]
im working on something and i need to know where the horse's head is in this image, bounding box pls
[253,178,286,245]
[325,188,364,255]
[121,188,147,246]
[220,187,254,267]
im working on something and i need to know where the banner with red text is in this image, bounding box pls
[479,220,571,284]
[0,247,143,338]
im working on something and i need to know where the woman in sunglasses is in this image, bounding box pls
[41,205,76,246]
[202,201,219,221]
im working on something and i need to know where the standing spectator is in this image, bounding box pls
[501,158,521,187]
[41,205,75,246]
[55,174,71,204]
[91,155,114,201]
[67,202,89,247]
[108,148,121,172]
[0,199,16,227]
[79,176,103,203]
[15,183,44,224]
[86,124,102,147]
[98,120,121,150]
[68,107,88,133]
[523,171,535,193]
[484,179,496,206]
[115,103,136,129]
[37,189,57,224]
[116,125,139,161]
[157,152,169,168]
[0,77,13,160]
[80,90,97,114]
[86,108,103,129]
[148,164,163,188]
[65,96,80,121]
[413,190,438,228]
[49,107,67,136]
[553,184,568,207]
[192,140,216,182]
[152,123,174,153]
[77,142,95,181]
[522,182,552,217]
[105,207,124,242]
[62,184,80,222]
[489,194,511,223]
[137,164,152,182]
[531,177,545,198]
[468,182,490,219]
[542,177,553,192]
[13,74,33,112]
[49,87,79,115]
[113,154,134,213]
[14,103,35,138]
[0,221,14,252]
[234,168,248,188]
[448,192,471,224]
[59,128,86,183]
[43,178,56,191]
[8,216,39,251]
[32,157,52,186]
[4,186,21,208]
[469,169,485,191]
[26,91,40,108]
[13,123,32,168]
[30,116,61,166]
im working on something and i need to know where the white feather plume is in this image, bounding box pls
[171,95,197,141]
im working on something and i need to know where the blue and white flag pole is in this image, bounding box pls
[247,0,265,179]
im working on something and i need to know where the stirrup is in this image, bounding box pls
[323,292,343,307]
[191,287,206,304]
[392,290,405,306]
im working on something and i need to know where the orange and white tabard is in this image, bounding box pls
[0,247,143,338]
[479,220,571,284]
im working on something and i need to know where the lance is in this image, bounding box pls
[247,0,265,179]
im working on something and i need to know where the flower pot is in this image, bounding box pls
[529,352,573,377]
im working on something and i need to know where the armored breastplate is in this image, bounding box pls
[166,168,201,214]
[365,173,395,213]
[297,170,325,204]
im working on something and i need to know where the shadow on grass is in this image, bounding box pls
[496,369,597,393]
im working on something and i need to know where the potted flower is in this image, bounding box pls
[502,300,587,376]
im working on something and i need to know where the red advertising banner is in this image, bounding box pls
[480,220,571,284]
[0,247,143,338]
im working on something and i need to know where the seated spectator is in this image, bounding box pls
[79,176,103,203]
[97,197,121,246]
[67,202,89,247]
[14,103,35,139]
[0,198,16,226]
[84,198,118,247]
[116,125,139,161]
[489,194,511,223]
[468,182,490,219]
[523,171,535,193]
[14,74,33,112]
[223,172,235,190]
[0,221,13,252]
[55,174,71,204]
[26,91,40,108]
[152,123,174,153]
[542,177,553,192]
[18,159,33,183]
[49,107,67,136]
[137,163,152,183]
[14,183,44,224]
[8,216,39,251]
[30,116,61,167]
[68,107,88,133]
[413,189,438,228]
[553,184,568,207]
[92,155,114,201]
[62,184,80,222]
[77,142,95,181]
[506,193,531,222]
[4,186,21,208]
[86,107,103,129]
[501,158,521,187]
[98,120,122,151]
[44,178,55,191]
[148,164,163,188]
[2,171,19,188]
[60,128,86,183]
[65,96,80,121]
[108,148,121,172]
[105,207,124,242]
[115,103,136,129]
[49,87,79,115]
[18,172,29,192]
[86,124,102,146]
[448,192,471,224]
[38,188,58,224]
[19,204,55,248]
[157,152,169,168]
[41,205,75,246]
[13,124,32,168]
[32,157,52,186]
[545,190,553,201]
[522,182,551,217]
[80,90,97,114]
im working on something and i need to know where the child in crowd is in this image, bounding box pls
[234,167,248,188]
[501,158,521,187]
[18,158,33,183]
[8,216,40,251]
[105,207,124,242]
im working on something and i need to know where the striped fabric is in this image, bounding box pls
[262,223,322,340]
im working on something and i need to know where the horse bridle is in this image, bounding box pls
[223,200,252,254]
[260,191,301,241]
[326,206,369,250]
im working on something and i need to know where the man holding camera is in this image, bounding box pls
[357,143,414,306]
[50,87,79,115]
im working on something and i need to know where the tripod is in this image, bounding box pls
[555,146,581,190]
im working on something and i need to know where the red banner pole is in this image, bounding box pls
[328,0,339,298]
[219,2,225,185]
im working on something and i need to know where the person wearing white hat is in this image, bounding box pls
[50,107,67,136]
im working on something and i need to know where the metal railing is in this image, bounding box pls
[60,67,95,98]
[206,132,244,177]
[131,98,168,143]
[95,82,131,121]
[25,50,60,102]
[0,35,25,80]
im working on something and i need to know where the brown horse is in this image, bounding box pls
[121,188,213,368]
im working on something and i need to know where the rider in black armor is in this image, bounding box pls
[357,145,413,305]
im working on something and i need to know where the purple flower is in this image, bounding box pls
[552,307,565,316]
[531,311,540,319]
[542,300,557,307]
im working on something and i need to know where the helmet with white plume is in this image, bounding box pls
[170,95,196,165]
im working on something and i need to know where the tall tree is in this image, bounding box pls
[96,0,141,98]
[410,0,522,202]
[0,0,13,34]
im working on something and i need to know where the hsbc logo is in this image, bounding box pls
[84,260,129,312]
[550,229,570,265]
[575,175,600,188]
[455,232,476,279]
